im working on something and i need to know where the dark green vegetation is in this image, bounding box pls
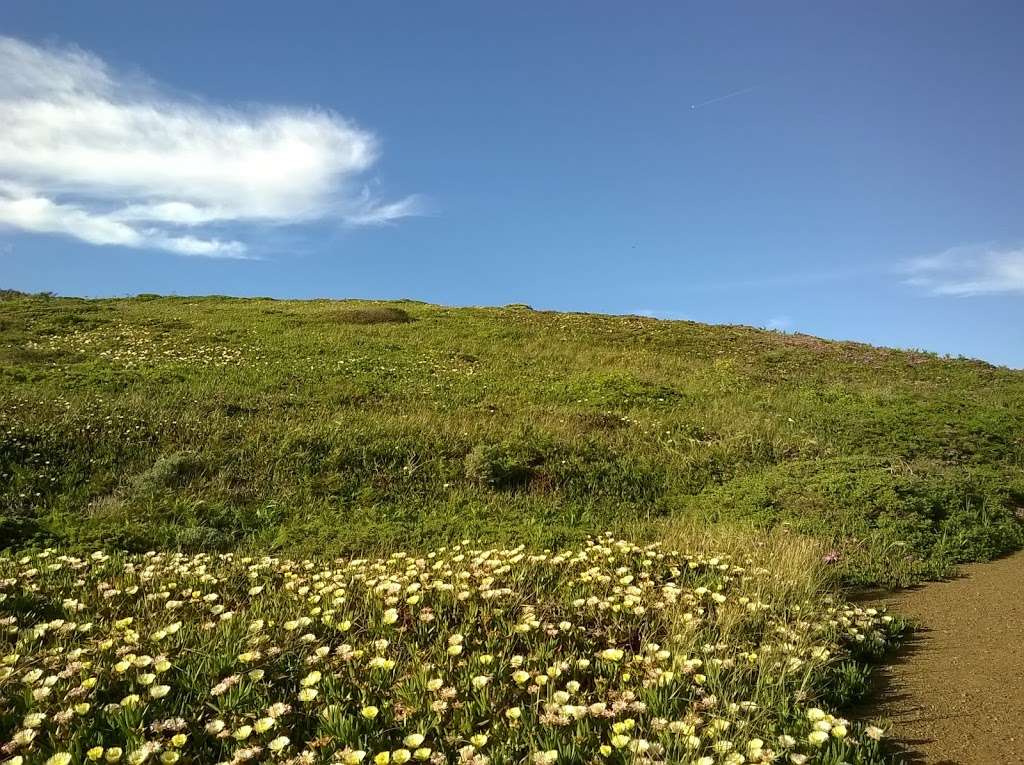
[2,293,1022,586]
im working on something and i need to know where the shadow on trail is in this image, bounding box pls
[849,551,1024,764]
[852,627,963,765]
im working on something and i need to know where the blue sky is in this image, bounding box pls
[2,2,1023,367]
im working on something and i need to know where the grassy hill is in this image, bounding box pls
[2,293,1022,586]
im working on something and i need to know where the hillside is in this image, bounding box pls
[2,293,1022,586]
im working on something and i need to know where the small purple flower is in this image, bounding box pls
[822,550,841,564]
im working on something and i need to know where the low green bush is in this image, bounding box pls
[333,306,412,324]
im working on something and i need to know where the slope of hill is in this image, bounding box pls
[2,293,1022,586]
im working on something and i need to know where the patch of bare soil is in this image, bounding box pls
[860,551,1024,764]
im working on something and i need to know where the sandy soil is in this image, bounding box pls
[860,551,1024,764]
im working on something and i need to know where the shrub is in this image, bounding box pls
[684,457,1024,586]
[0,289,53,300]
[574,410,630,431]
[464,441,543,490]
[130,451,204,493]
[334,306,412,324]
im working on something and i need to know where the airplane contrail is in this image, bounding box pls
[689,86,756,110]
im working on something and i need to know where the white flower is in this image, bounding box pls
[808,730,829,746]
[206,719,226,735]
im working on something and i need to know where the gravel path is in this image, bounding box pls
[864,551,1024,764]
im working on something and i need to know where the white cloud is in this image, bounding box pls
[0,36,418,257]
[904,245,1024,296]
[0,189,247,257]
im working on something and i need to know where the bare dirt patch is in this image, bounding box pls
[861,551,1024,764]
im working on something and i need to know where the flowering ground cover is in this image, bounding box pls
[1,536,897,765]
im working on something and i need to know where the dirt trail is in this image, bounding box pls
[863,551,1024,764]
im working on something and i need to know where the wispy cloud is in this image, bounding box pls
[904,245,1024,296]
[765,316,793,331]
[0,36,419,258]
[689,86,757,111]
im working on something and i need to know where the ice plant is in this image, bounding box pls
[0,537,895,764]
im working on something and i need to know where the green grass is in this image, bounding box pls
[2,293,1023,587]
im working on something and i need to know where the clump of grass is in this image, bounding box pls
[130,451,205,493]
[652,519,911,709]
[333,307,412,325]
[0,536,898,764]
[463,441,543,490]
[653,518,836,611]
